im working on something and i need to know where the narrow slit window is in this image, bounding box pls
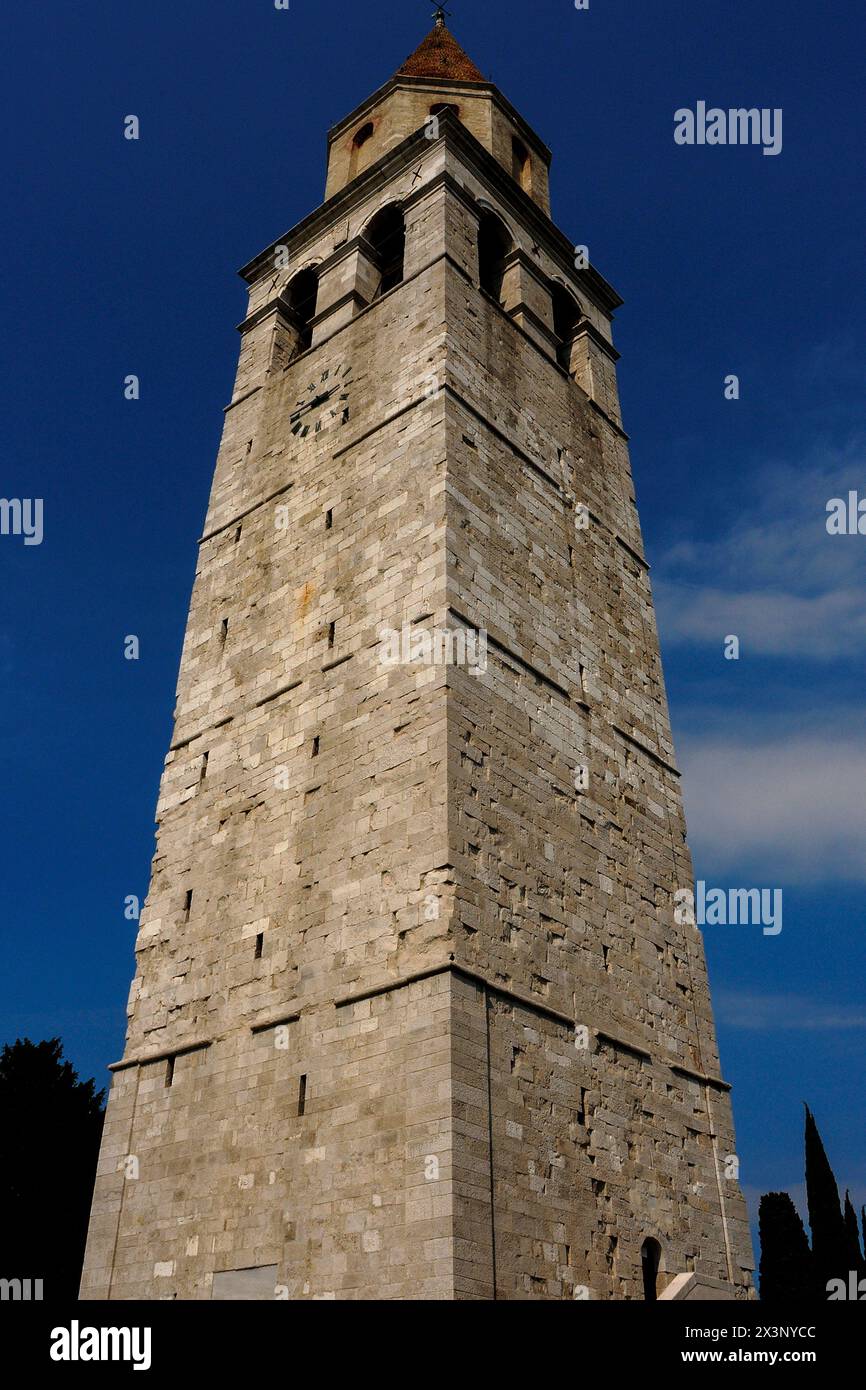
[511,136,532,192]
[297,1074,307,1117]
[641,1239,662,1302]
[311,736,320,758]
[348,121,376,180]
[183,889,193,921]
[219,617,229,645]
[165,1056,175,1088]
[325,508,333,530]
[254,932,264,960]
[199,751,209,784]
[327,621,336,649]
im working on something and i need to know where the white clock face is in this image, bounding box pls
[290,364,353,438]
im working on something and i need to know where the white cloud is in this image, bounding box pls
[653,443,866,658]
[656,580,866,658]
[679,731,866,882]
[716,992,866,1031]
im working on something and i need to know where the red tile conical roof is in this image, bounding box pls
[395,21,486,83]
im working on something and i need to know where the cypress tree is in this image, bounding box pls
[843,1191,865,1278]
[758,1192,816,1301]
[804,1104,849,1297]
[0,1037,104,1299]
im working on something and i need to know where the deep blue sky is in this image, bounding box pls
[2,0,864,1252]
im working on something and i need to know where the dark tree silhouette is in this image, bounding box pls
[758,1192,816,1301]
[843,1191,865,1278]
[804,1104,850,1296]
[0,1038,104,1300]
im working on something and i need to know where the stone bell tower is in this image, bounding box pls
[81,16,754,1300]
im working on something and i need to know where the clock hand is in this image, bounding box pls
[290,391,331,422]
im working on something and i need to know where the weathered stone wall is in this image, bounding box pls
[82,243,458,1298]
[82,976,454,1300]
[442,252,752,1298]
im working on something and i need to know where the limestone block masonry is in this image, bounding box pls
[81,22,755,1301]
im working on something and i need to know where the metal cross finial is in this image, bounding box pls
[432,5,451,25]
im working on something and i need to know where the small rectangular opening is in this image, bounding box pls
[199,751,209,783]
[311,735,320,758]
[165,1056,175,1088]
[183,889,193,921]
[219,618,229,645]
[254,932,264,960]
[327,621,336,650]
[325,508,333,530]
[234,525,242,544]
[297,1074,307,1117]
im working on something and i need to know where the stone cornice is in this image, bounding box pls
[670,1063,732,1093]
[510,300,560,349]
[573,318,622,363]
[109,1038,211,1072]
[314,232,375,279]
[503,243,553,288]
[236,295,293,336]
[309,288,369,329]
